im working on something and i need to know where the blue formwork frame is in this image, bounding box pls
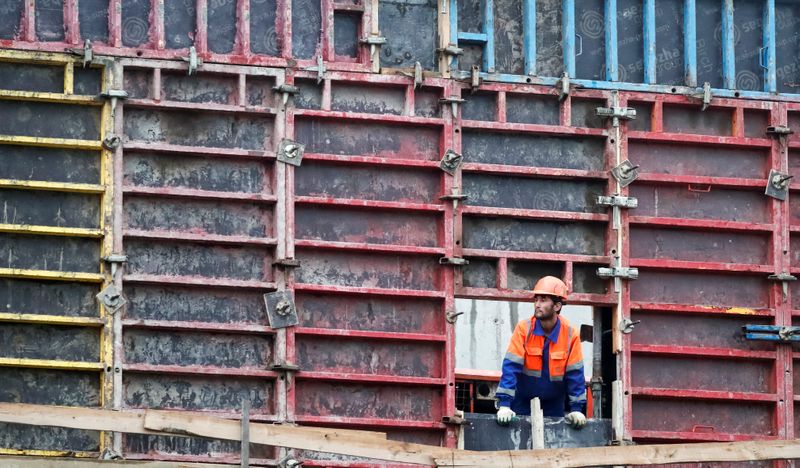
[684,0,697,87]
[605,0,619,82]
[449,0,495,73]
[449,0,793,102]
[764,0,777,93]
[722,0,736,89]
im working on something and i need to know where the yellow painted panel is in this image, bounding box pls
[0,90,102,105]
[0,313,103,327]
[0,449,97,458]
[0,268,104,283]
[0,135,102,150]
[0,224,103,238]
[0,49,87,65]
[0,358,104,371]
[0,179,105,194]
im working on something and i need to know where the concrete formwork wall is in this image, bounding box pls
[0,0,799,466]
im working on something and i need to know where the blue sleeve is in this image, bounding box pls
[564,364,587,413]
[496,357,523,407]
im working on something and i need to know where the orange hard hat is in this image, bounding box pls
[531,276,568,300]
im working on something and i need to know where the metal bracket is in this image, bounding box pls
[446,310,465,324]
[766,125,793,136]
[439,149,463,175]
[597,267,639,280]
[765,169,793,200]
[271,362,301,372]
[744,324,800,342]
[439,96,466,117]
[399,62,424,89]
[439,257,469,266]
[102,254,128,277]
[596,106,636,127]
[264,291,299,328]
[273,258,301,269]
[272,84,300,106]
[278,456,304,468]
[769,272,797,301]
[557,72,570,101]
[619,318,641,335]
[470,65,481,92]
[610,160,640,188]
[100,448,123,460]
[100,89,129,100]
[67,39,93,68]
[689,82,712,111]
[102,135,120,151]
[441,415,467,425]
[360,35,387,62]
[596,195,638,209]
[96,284,126,314]
[304,55,326,84]
[440,187,468,210]
[277,139,305,166]
[181,46,202,75]
[438,44,464,58]
[438,44,464,71]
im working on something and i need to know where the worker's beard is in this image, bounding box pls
[534,307,555,320]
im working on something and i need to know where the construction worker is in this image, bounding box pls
[495,276,587,429]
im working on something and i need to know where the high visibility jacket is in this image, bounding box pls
[496,316,586,417]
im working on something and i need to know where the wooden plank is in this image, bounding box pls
[530,397,544,450]
[434,440,800,467]
[142,410,448,465]
[0,455,230,467]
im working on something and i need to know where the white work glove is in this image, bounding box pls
[566,411,587,429]
[496,406,516,425]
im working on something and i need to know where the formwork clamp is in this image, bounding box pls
[596,106,636,127]
[67,39,93,68]
[597,267,639,280]
[689,82,713,111]
[768,272,797,301]
[360,35,387,62]
[304,55,326,84]
[743,324,800,342]
[439,96,466,117]
[557,72,571,101]
[765,169,793,201]
[400,62,424,89]
[439,149,463,175]
[272,84,300,106]
[439,257,469,266]
[596,195,638,209]
[181,46,202,75]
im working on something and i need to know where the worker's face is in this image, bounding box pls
[533,295,561,320]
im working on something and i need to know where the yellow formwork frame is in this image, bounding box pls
[98,57,116,457]
[0,48,115,458]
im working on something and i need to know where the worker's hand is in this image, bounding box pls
[496,406,516,426]
[566,411,587,429]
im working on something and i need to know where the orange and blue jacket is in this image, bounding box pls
[496,316,586,417]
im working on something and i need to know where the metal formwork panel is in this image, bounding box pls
[624,94,789,444]
[117,59,284,464]
[0,49,113,457]
[452,83,615,305]
[285,69,456,465]
[0,0,375,71]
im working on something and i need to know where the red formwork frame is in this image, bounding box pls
[0,0,373,72]
[285,69,460,460]
[621,92,791,446]
[112,57,288,465]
